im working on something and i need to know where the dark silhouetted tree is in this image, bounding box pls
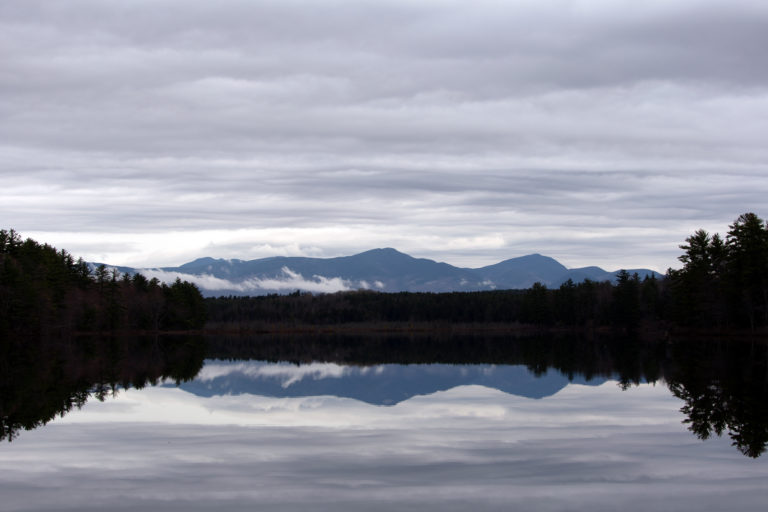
[724,212,768,328]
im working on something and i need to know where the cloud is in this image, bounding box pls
[2,0,767,272]
[139,266,355,293]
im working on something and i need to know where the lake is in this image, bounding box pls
[1,333,766,511]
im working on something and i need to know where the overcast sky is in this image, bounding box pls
[2,0,767,271]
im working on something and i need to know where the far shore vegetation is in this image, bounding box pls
[0,229,206,337]
[205,212,768,337]
[2,212,768,338]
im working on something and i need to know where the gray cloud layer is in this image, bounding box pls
[2,0,767,270]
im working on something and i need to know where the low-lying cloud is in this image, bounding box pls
[139,266,355,294]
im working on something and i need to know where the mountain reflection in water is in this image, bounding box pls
[1,332,767,458]
[183,361,607,405]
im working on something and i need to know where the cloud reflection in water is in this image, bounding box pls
[1,361,767,511]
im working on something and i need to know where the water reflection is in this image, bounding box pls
[183,360,606,405]
[1,332,767,458]
[9,382,763,512]
[0,334,205,442]
[664,340,768,458]
[203,332,768,458]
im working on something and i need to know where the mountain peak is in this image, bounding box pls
[476,253,569,289]
[359,247,406,255]
[177,257,223,269]
[509,253,554,263]
[352,247,412,260]
[483,253,567,271]
[183,257,220,265]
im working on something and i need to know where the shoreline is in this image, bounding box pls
[64,321,768,342]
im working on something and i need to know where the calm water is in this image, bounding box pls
[1,334,766,511]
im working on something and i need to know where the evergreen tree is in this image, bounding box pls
[613,270,640,330]
[724,213,768,328]
[0,229,206,335]
[668,230,726,326]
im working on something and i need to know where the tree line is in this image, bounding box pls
[667,212,768,329]
[206,213,768,332]
[4,212,767,335]
[0,229,206,336]
[204,275,660,331]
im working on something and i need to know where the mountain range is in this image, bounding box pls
[97,248,662,297]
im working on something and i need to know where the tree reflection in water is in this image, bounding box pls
[664,339,768,458]
[0,334,206,442]
[1,331,766,458]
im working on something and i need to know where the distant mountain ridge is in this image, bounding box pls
[93,248,662,297]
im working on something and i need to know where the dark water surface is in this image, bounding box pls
[1,333,767,511]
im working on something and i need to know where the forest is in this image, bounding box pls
[206,213,768,333]
[2,212,767,335]
[0,229,206,337]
